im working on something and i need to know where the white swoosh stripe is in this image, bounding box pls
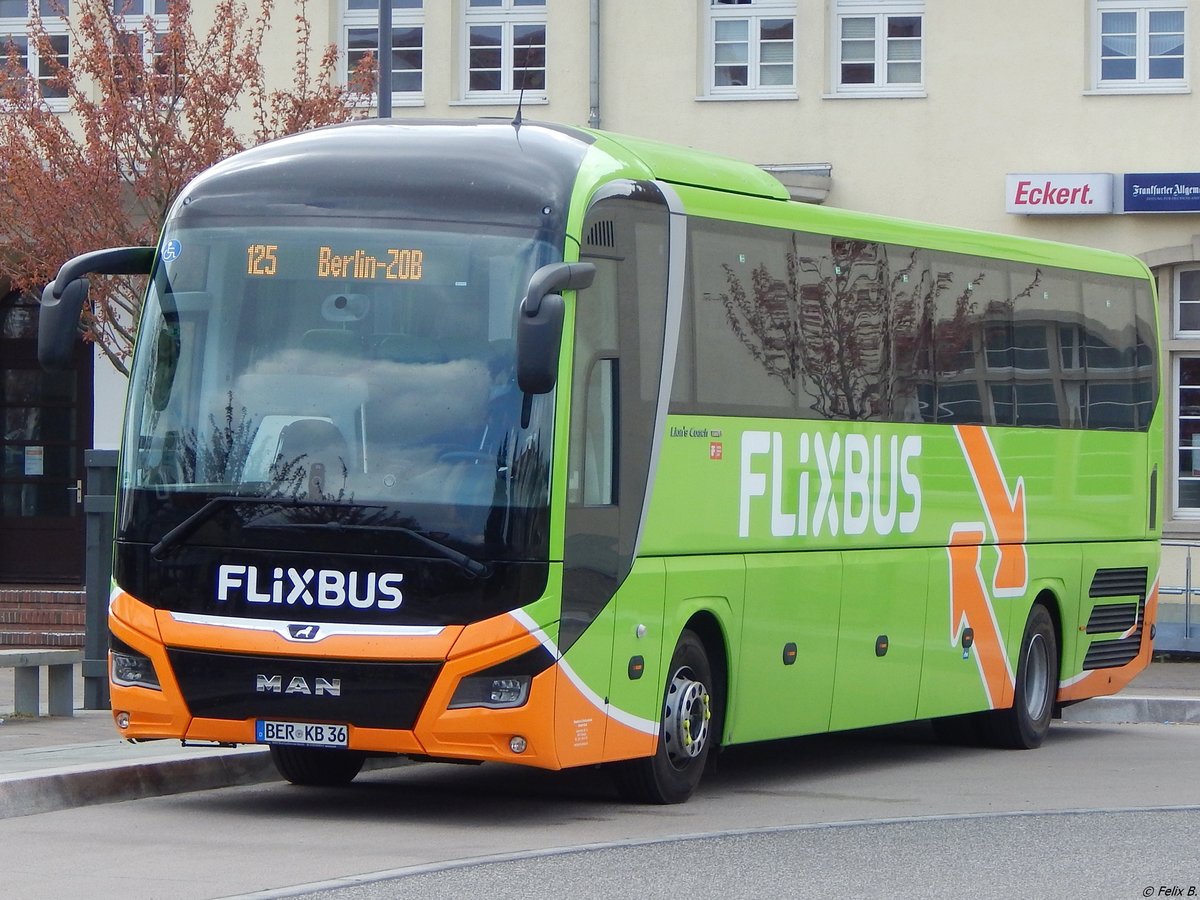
[510,609,660,736]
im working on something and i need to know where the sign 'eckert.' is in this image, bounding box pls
[1005,173,1114,215]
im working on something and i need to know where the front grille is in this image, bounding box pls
[1081,566,1148,671]
[167,648,442,730]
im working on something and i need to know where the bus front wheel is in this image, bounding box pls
[984,603,1058,749]
[269,746,367,786]
[611,629,717,804]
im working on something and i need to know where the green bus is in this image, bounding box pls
[40,119,1161,803]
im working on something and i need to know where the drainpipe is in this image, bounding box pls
[588,0,600,129]
[377,0,392,118]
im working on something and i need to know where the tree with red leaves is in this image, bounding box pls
[0,0,374,374]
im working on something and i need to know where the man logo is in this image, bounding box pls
[287,624,321,641]
[256,674,342,697]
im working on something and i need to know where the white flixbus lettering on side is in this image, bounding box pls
[738,429,922,539]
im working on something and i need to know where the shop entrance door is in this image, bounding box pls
[0,292,91,583]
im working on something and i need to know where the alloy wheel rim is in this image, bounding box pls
[663,667,711,769]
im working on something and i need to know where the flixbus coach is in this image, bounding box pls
[39,120,1161,803]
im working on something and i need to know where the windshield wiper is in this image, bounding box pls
[149,495,490,578]
[150,495,367,561]
[278,520,491,579]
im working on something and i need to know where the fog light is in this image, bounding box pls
[116,711,131,729]
[509,735,527,754]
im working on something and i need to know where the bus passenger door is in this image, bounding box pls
[559,186,672,765]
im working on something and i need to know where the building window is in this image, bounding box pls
[0,0,71,104]
[1176,357,1200,514]
[112,0,179,90]
[1176,267,1200,335]
[833,0,923,96]
[705,0,795,98]
[344,0,423,105]
[112,0,167,11]
[1094,1,1186,91]
[462,0,546,103]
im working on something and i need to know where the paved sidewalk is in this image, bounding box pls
[0,668,275,819]
[0,657,1195,819]
[1059,654,1200,725]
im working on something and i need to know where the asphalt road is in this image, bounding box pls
[2,720,1197,900]
[280,809,1200,900]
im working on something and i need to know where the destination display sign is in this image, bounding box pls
[245,242,426,281]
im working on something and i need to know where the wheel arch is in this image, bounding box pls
[679,609,730,748]
[1032,586,1064,681]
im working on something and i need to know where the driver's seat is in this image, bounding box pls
[271,418,351,497]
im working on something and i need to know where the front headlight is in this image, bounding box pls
[449,674,531,709]
[110,635,162,690]
[447,646,555,710]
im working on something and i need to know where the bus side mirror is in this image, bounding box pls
[38,246,156,371]
[39,278,90,371]
[517,262,596,394]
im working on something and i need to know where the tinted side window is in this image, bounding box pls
[672,215,1157,431]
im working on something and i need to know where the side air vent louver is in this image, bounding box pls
[585,220,616,251]
[1085,603,1139,634]
[1088,567,1148,598]
[1081,566,1148,670]
[1081,630,1144,670]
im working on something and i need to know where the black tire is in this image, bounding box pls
[611,630,717,804]
[269,745,367,786]
[982,604,1058,749]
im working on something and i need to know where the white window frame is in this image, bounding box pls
[829,0,924,98]
[458,0,547,106]
[342,0,424,108]
[1172,354,1200,519]
[1175,266,1200,337]
[113,0,170,79]
[1,0,71,111]
[1091,1,1187,94]
[702,0,797,101]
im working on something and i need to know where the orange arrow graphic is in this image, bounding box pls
[954,425,1027,596]
[947,425,1028,709]
[948,524,1015,709]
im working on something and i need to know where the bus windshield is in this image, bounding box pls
[119,220,557,562]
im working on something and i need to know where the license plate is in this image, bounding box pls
[255,720,348,748]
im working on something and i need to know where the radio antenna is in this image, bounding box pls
[513,78,526,129]
[512,28,539,130]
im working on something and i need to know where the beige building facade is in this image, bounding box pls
[5,1,1200,600]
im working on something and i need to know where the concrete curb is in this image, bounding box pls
[1060,694,1200,726]
[0,695,1194,821]
[0,747,277,819]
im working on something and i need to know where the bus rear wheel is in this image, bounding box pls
[612,630,717,804]
[269,746,367,786]
[983,603,1058,749]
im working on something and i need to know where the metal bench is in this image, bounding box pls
[0,649,84,717]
